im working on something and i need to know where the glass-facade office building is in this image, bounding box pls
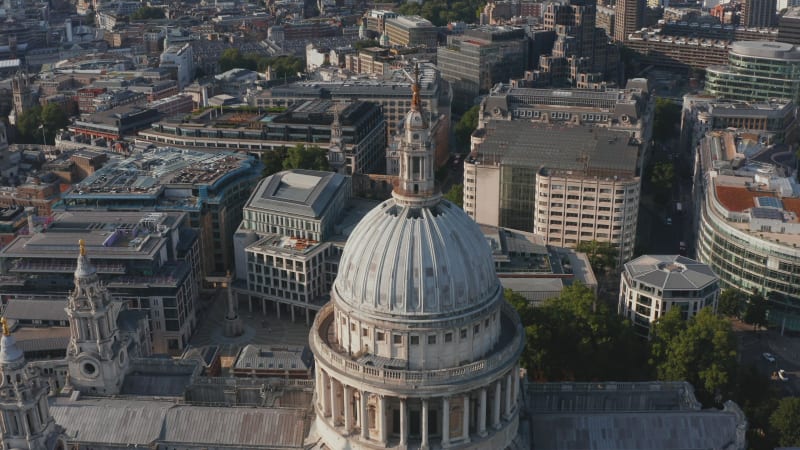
[706,41,800,103]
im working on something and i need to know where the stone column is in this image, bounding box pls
[478,388,487,437]
[493,381,501,430]
[322,371,331,416]
[421,399,429,450]
[513,365,520,403]
[378,395,388,445]
[360,390,369,440]
[344,385,353,433]
[442,397,450,447]
[330,377,338,426]
[399,397,408,446]
[462,394,470,442]
[504,372,512,419]
[276,301,281,319]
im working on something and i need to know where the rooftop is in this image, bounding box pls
[246,170,347,219]
[624,255,718,291]
[64,148,255,199]
[473,122,640,177]
[50,397,308,449]
[731,41,800,59]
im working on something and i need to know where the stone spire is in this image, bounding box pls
[0,317,62,450]
[327,103,347,173]
[223,271,243,337]
[392,64,441,208]
[66,240,128,395]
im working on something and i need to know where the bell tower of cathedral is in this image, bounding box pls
[65,240,129,395]
[0,319,63,450]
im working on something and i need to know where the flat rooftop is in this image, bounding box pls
[64,148,253,198]
[474,122,640,177]
[246,170,347,219]
[1,211,184,264]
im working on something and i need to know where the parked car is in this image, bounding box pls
[778,369,789,381]
[763,352,776,363]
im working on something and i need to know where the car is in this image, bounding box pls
[665,217,672,226]
[763,352,776,363]
[779,369,789,381]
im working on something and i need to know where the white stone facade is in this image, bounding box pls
[618,255,720,336]
[309,67,524,450]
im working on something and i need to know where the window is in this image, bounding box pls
[362,328,369,337]
[445,332,453,343]
[410,335,419,345]
[393,334,402,344]
[428,335,436,345]
[376,331,385,341]
[474,324,480,335]
[460,328,467,339]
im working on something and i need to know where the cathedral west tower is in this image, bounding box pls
[308,66,525,449]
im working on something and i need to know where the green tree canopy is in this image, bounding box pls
[454,105,479,152]
[354,39,380,51]
[283,144,330,172]
[444,184,463,207]
[218,50,304,79]
[653,97,681,141]
[261,147,288,178]
[717,289,744,318]
[649,161,675,191]
[575,240,617,275]
[509,284,648,382]
[743,291,769,330]
[15,104,69,145]
[397,0,484,26]
[131,6,165,20]
[649,307,737,405]
[770,397,800,447]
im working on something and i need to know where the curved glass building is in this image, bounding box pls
[706,41,800,103]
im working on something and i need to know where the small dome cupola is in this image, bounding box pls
[393,64,441,208]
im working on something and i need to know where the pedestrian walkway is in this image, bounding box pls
[189,291,312,354]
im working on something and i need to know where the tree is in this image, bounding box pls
[743,291,769,331]
[649,161,675,191]
[444,184,463,207]
[717,289,744,318]
[282,144,330,172]
[649,307,737,405]
[354,39,380,51]
[770,397,800,447]
[509,284,649,382]
[653,97,681,141]
[454,105,479,152]
[131,6,165,20]
[261,147,288,178]
[575,240,617,276]
[15,104,69,145]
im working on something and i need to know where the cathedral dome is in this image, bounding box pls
[333,198,499,318]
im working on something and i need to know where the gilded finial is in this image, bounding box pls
[79,239,85,256]
[1,318,9,336]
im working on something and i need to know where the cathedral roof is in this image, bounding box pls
[332,66,500,319]
[334,200,498,318]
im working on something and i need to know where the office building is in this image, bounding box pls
[385,15,438,48]
[706,41,800,103]
[534,0,620,87]
[0,211,200,354]
[248,63,451,136]
[778,6,800,45]
[619,255,720,336]
[437,26,528,110]
[694,130,800,331]
[743,0,776,27]
[233,170,353,325]
[680,95,798,150]
[56,148,262,278]
[137,101,387,176]
[160,42,194,90]
[614,0,643,41]
[466,120,641,263]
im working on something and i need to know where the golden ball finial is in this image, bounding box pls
[1,317,9,336]
[79,239,86,256]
